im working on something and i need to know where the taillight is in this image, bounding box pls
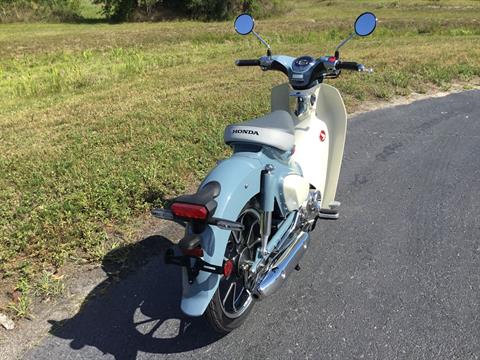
[181,247,204,257]
[171,202,209,220]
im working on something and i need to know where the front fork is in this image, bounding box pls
[260,164,275,258]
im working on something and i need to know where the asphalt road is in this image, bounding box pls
[25,91,480,360]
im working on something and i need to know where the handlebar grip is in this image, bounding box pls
[235,59,261,67]
[337,61,360,71]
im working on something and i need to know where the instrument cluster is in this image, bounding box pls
[292,56,316,73]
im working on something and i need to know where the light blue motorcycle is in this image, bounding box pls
[153,11,377,333]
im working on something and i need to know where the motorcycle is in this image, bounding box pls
[152,11,377,333]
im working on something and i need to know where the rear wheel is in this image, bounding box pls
[205,203,261,334]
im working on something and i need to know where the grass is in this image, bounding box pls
[0,0,479,314]
[8,295,32,318]
[35,271,65,299]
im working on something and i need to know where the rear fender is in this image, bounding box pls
[180,153,263,316]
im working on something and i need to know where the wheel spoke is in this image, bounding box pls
[234,284,245,304]
[222,282,235,307]
[246,219,256,245]
[218,207,261,318]
[232,228,242,245]
[231,282,237,313]
[246,219,260,248]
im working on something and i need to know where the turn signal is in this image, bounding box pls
[171,203,208,220]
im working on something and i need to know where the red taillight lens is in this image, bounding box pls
[181,247,204,257]
[171,203,208,220]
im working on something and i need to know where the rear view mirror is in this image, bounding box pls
[234,14,255,35]
[354,12,377,37]
[335,12,377,55]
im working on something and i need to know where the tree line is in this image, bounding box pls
[0,0,82,22]
[0,0,287,23]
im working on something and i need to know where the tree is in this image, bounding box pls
[93,0,287,22]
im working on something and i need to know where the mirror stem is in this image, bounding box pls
[335,32,355,53]
[252,30,272,55]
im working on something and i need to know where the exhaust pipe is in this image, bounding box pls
[253,231,310,299]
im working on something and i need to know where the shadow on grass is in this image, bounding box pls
[47,234,223,359]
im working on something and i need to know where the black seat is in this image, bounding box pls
[224,110,295,151]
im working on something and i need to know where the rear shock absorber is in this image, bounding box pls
[260,164,275,257]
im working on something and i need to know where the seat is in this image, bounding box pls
[224,110,295,152]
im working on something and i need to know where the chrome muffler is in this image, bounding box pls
[253,231,310,299]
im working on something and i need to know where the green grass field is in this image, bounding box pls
[0,0,479,314]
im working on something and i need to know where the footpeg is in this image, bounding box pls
[329,201,341,211]
[318,211,339,220]
[318,201,340,220]
[165,248,224,284]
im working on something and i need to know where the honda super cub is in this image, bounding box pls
[152,12,378,333]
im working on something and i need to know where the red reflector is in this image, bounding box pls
[182,247,204,257]
[223,260,234,278]
[328,56,336,63]
[171,203,208,220]
[319,130,327,142]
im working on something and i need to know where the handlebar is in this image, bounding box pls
[235,59,261,66]
[337,61,373,73]
[234,56,372,89]
[337,61,360,71]
[236,58,370,72]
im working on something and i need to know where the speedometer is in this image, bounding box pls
[292,56,315,72]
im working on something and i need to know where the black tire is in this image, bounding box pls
[205,202,261,334]
[204,284,255,334]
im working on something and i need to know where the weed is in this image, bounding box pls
[8,295,32,319]
[35,271,65,299]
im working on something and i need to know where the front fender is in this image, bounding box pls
[181,153,263,316]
